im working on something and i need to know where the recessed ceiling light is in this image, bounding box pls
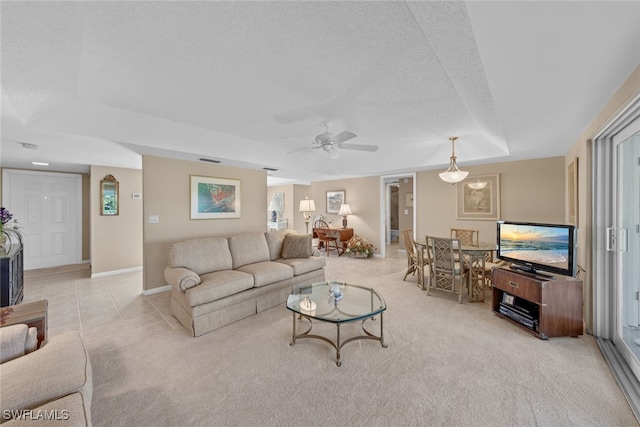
[21,143,39,149]
[31,162,50,166]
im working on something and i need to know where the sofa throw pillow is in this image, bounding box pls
[281,233,312,259]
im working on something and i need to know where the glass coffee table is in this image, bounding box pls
[286,281,387,366]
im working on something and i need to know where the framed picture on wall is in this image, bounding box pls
[456,174,500,220]
[326,190,345,214]
[405,192,413,208]
[190,175,241,219]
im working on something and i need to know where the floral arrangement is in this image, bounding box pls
[345,235,375,258]
[0,207,21,235]
[0,207,13,233]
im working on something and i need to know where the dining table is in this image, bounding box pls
[414,238,497,302]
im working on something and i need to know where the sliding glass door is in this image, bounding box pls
[614,119,640,375]
[593,97,640,418]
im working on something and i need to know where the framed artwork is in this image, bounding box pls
[405,192,413,208]
[190,175,241,219]
[568,158,578,225]
[326,190,345,214]
[456,174,500,220]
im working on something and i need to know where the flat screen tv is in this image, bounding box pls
[496,221,577,278]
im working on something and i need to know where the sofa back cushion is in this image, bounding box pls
[265,229,295,260]
[169,237,232,275]
[228,232,271,269]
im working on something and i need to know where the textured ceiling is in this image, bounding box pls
[1,1,639,185]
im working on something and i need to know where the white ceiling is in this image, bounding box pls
[1,1,639,185]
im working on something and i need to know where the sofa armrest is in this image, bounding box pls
[0,331,92,423]
[0,324,38,364]
[164,266,201,291]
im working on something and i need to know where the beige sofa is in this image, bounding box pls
[0,325,93,426]
[165,230,326,337]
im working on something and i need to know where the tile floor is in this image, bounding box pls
[21,242,406,343]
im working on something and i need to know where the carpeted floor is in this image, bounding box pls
[22,250,639,426]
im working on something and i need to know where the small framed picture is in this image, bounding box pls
[405,192,413,208]
[502,293,515,306]
[326,190,345,214]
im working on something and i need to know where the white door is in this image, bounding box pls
[2,169,82,270]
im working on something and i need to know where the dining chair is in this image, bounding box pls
[401,230,428,286]
[450,228,479,246]
[425,235,468,303]
[314,220,340,256]
[482,250,508,288]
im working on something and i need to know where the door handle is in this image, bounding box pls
[606,227,616,252]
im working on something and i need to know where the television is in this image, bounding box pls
[496,221,577,278]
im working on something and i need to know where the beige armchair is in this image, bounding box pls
[0,328,93,425]
[0,324,38,363]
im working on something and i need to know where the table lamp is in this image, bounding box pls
[299,197,316,234]
[338,204,352,228]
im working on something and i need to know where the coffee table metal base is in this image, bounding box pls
[289,313,387,367]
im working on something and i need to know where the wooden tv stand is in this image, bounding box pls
[491,268,583,340]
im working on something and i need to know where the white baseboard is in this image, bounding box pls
[142,285,171,295]
[90,266,142,278]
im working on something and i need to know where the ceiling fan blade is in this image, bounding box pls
[331,130,357,144]
[287,146,318,154]
[338,143,379,152]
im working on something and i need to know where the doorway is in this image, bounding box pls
[2,169,82,270]
[380,173,415,258]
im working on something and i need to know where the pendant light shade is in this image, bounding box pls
[467,178,488,190]
[439,136,468,184]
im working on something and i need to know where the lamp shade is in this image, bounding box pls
[338,204,352,216]
[299,198,316,212]
[439,170,469,183]
[268,201,278,212]
[467,179,487,190]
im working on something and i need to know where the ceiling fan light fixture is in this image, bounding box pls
[439,136,468,184]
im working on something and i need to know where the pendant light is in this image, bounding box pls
[439,136,468,184]
[467,178,488,190]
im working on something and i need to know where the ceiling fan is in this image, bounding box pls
[288,121,379,159]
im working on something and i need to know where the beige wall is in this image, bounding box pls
[416,157,566,244]
[565,64,640,333]
[398,177,414,234]
[142,155,267,290]
[311,176,382,252]
[90,166,143,275]
[306,158,565,256]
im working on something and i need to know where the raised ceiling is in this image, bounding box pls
[2,1,639,185]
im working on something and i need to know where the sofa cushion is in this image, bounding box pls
[264,229,293,261]
[236,261,293,287]
[281,233,312,259]
[276,256,326,276]
[168,237,232,275]
[228,232,271,269]
[185,270,254,307]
